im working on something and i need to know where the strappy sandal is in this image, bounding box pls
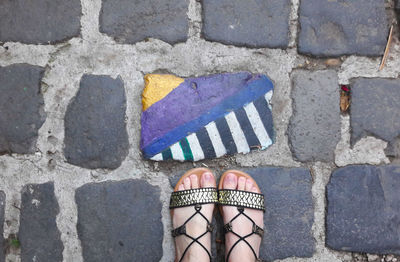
[218,170,265,262]
[170,168,218,262]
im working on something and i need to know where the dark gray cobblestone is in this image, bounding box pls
[64,74,129,169]
[351,78,400,157]
[246,167,314,261]
[0,0,81,44]
[298,0,388,57]
[0,64,46,155]
[327,165,400,255]
[202,0,290,48]
[397,0,400,36]
[75,179,163,262]
[395,0,400,40]
[100,0,188,44]
[19,182,63,262]
[288,70,340,162]
[170,167,314,261]
[0,191,4,262]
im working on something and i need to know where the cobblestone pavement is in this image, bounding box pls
[0,0,400,261]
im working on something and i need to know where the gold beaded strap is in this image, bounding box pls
[170,187,218,209]
[218,189,265,211]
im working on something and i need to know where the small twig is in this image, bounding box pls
[379,25,394,71]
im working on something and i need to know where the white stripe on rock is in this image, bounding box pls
[150,153,163,161]
[205,121,227,157]
[244,102,273,149]
[186,133,205,161]
[225,112,250,154]
[265,90,273,110]
[170,142,185,161]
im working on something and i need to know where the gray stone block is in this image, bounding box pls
[298,0,388,57]
[326,165,400,254]
[19,182,63,262]
[75,179,163,262]
[351,78,400,150]
[246,167,314,261]
[64,75,129,169]
[202,0,290,48]
[169,167,314,261]
[0,64,46,155]
[0,191,5,262]
[288,70,340,162]
[397,2,400,40]
[0,0,81,44]
[100,0,188,44]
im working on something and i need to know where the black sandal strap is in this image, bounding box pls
[252,224,264,237]
[218,189,265,211]
[170,187,218,209]
[171,225,186,237]
[171,203,214,262]
[223,206,264,262]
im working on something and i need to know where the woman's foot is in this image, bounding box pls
[221,172,264,262]
[172,171,216,262]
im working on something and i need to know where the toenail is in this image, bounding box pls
[204,172,211,180]
[227,173,235,181]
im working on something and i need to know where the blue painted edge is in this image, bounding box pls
[143,75,274,158]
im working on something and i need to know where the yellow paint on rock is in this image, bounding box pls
[142,74,184,111]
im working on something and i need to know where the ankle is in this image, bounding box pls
[225,241,260,262]
[178,249,211,262]
[226,251,259,262]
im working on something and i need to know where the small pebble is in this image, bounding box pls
[325,58,341,66]
[153,162,159,171]
[90,171,99,178]
[367,254,380,261]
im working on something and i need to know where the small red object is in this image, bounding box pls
[341,85,350,92]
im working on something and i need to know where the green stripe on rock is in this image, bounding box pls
[161,148,172,160]
[179,138,194,161]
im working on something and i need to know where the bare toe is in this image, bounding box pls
[223,173,237,189]
[201,172,216,188]
[245,179,253,191]
[183,177,191,190]
[237,177,246,190]
[190,174,199,189]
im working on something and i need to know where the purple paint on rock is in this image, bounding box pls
[141,72,259,149]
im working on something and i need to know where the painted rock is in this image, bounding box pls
[141,72,275,161]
